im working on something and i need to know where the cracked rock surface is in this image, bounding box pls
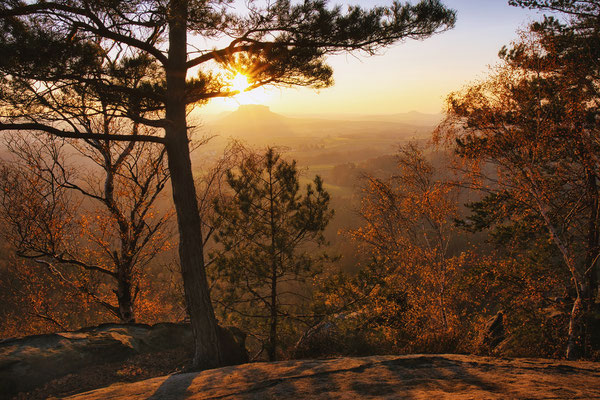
[66,354,600,399]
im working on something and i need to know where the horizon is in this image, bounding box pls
[199,1,546,116]
[200,103,444,119]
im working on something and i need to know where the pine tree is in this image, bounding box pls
[211,148,332,360]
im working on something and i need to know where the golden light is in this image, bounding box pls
[216,70,273,108]
[231,73,251,94]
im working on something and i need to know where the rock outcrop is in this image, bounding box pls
[65,354,600,399]
[217,326,249,366]
[0,323,195,397]
[479,311,506,353]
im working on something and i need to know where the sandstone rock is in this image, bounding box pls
[0,322,194,397]
[218,326,249,366]
[64,354,600,399]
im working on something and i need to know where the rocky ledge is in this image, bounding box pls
[66,354,600,399]
[0,323,194,397]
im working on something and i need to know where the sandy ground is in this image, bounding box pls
[63,354,600,399]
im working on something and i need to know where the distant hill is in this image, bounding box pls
[206,105,434,144]
[282,110,443,127]
[211,105,294,140]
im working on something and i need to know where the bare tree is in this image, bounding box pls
[0,127,171,323]
[349,143,463,336]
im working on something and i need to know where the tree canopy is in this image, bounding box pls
[436,7,600,357]
[0,0,456,369]
[0,0,457,132]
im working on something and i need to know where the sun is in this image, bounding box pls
[230,73,251,93]
[218,70,273,108]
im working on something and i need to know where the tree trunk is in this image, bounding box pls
[530,185,590,359]
[584,170,599,356]
[439,254,448,332]
[267,157,278,361]
[268,266,278,361]
[566,291,589,360]
[116,276,135,323]
[585,171,599,306]
[165,0,222,370]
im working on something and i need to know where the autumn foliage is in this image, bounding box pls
[3,0,600,370]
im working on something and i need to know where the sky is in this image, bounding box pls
[200,0,547,117]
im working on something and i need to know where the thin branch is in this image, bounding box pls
[0,122,166,144]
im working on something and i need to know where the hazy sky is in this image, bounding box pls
[201,1,547,116]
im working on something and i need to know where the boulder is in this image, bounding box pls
[479,311,505,352]
[0,322,194,397]
[218,325,249,366]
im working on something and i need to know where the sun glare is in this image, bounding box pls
[231,73,251,94]
[221,71,273,107]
